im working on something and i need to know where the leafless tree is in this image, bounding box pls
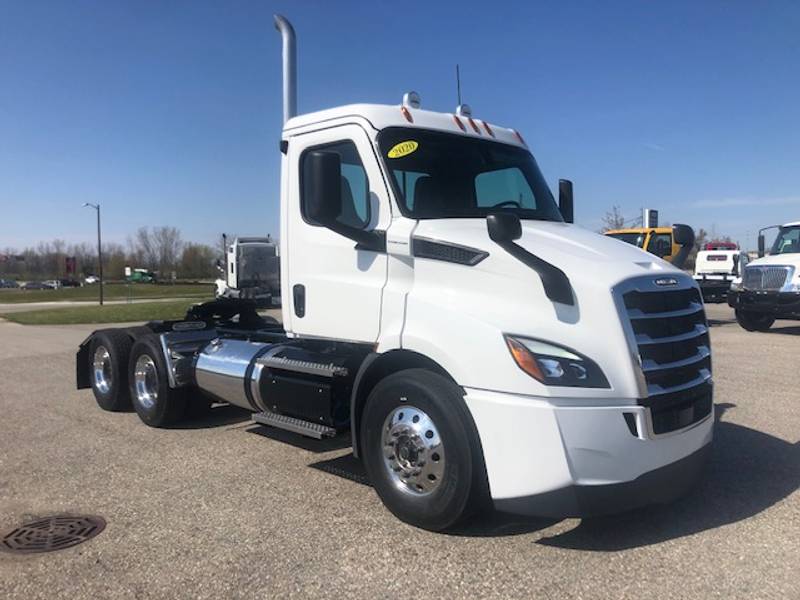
[600,206,627,232]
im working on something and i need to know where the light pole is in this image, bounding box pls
[83,203,103,306]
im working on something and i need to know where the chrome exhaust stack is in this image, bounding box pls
[274,14,297,124]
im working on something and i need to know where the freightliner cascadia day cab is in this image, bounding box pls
[76,16,713,531]
[728,222,800,331]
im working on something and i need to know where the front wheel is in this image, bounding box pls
[128,336,187,427]
[360,369,489,531]
[735,310,775,332]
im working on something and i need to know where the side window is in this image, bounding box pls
[301,140,370,229]
[647,233,673,258]
[475,167,536,209]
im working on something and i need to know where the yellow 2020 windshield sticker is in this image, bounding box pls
[387,140,418,158]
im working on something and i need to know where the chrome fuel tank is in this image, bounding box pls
[194,338,271,410]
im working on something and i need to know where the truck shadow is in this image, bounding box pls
[174,404,252,429]
[245,404,799,549]
[529,403,799,550]
[765,323,800,336]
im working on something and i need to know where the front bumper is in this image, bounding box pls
[463,387,713,518]
[693,276,732,302]
[728,289,800,317]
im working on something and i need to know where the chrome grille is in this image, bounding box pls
[742,266,791,291]
[620,283,713,434]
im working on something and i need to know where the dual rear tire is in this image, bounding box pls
[89,330,199,427]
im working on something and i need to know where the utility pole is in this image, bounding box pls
[83,203,104,306]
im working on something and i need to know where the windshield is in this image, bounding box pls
[377,127,563,221]
[770,226,800,255]
[238,244,277,287]
[606,232,645,248]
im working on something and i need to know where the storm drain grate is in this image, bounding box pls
[1,515,106,554]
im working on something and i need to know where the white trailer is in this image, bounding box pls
[76,15,712,530]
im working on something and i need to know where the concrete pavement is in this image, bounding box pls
[0,304,797,598]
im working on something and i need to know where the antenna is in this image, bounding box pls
[456,64,462,106]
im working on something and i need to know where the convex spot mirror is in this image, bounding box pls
[487,213,522,243]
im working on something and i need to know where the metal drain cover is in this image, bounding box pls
[1,515,106,554]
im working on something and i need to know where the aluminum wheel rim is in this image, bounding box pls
[92,346,112,394]
[382,405,445,496]
[133,355,158,410]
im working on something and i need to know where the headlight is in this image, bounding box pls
[730,277,743,292]
[504,335,610,388]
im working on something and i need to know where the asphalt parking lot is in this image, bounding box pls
[0,303,798,599]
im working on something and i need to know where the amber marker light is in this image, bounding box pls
[505,336,545,382]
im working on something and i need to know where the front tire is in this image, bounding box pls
[735,310,775,331]
[128,336,187,427]
[360,369,489,531]
[89,329,134,412]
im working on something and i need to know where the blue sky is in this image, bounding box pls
[1,0,798,251]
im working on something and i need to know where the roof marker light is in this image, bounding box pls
[400,106,414,123]
[513,129,527,146]
[467,118,481,134]
[482,120,495,137]
[453,115,466,131]
[402,91,421,109]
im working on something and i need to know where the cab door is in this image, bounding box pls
[284,124,390,342]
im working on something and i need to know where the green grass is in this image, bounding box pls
[0,300,199,325]
[0,283,214,304]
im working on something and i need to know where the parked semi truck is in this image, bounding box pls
[214,235,280,307]
[728,222,800,331]
[76,15,713,531]
[693,242,748,303]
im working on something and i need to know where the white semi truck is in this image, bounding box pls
[728,222,800,330]
[214,235,280,307]
[76,15,713,531]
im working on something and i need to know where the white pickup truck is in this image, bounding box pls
[729,222,800,330]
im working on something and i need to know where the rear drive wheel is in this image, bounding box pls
[735,310,775,332]
[360,369,489,531]
[128,336,187,427]
[89,329,134,411]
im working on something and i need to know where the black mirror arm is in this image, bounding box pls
[494,239,575,305]
[326,221,386,252]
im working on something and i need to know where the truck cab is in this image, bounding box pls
[604,226,679,262]
[729,222,800,330]
[75,15,713,531]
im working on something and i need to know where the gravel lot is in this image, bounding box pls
[0,304,797,599]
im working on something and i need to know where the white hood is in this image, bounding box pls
[413,218,684,287]
[746,253,800,268]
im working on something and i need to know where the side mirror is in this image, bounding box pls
[671,224,695,269]
[558,179,574,224]
[487,213,522,243]
[732,254,740,277]
[215,259,224,273]
[305,151,341,225]
[758,234,765,257]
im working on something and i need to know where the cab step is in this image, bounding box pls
[252,411,337,439]
[256,355,349,378]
